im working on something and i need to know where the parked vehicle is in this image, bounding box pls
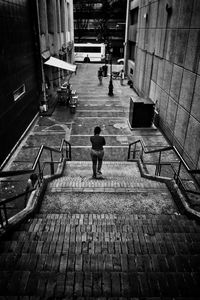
[74,43,106,62]
[117,58,124,65]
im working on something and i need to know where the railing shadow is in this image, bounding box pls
[0,139,71,230]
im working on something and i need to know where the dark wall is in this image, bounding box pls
[0,0,41,166]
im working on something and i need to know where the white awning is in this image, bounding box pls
[44,56,76,72]
[130,0,140,9]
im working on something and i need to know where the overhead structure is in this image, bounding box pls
[44,56,76,72]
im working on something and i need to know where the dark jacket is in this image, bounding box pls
[90,135,106,150]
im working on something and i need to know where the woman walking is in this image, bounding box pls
[90,126,106,178]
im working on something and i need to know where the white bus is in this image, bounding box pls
[74,43,106,62]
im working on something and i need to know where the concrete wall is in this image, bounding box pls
[133,0,200,169]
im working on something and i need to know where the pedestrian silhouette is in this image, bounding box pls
[98,67,103,85]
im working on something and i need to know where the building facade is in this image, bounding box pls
[36,0,75,95]
[0,0,75,167]
[0,0,41,166]
[125,0,200,169]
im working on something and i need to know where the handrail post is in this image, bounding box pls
[69,143,71,160]
[38,161,43,181]
[61,149,64,161]
[50,150,54,175]
[156,150,162,176]
[140,147,144,162]
[133,143,136,159]
[65,142,68,160]
[3,204,8,227]
[65,141,71,161]
[127,144,131,160]
[176,160,182,185]
[0,208,4,228]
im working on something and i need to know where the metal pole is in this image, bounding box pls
[35,0,48,106]
[156,150,162,176]
[108,55,113,96]
[124,0,130,75]
[50,150,54,175]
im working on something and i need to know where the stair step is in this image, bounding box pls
[0,253,199,273]
[2,229,200,255]
[64,161,141,177]
[41,190,177,215]
[48,177,167,191]
[0,270,199,298]
[1,215,200,298]
[49,161,168,191]
[2,213,199,239]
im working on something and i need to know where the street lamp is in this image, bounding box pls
[108,47,114,96]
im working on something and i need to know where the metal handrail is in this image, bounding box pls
[0,188,35,205]
[0,139,71,228]
[128,139,200,189]
[128,139,200,173]
[0,139,71,178]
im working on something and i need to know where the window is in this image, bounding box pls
[129,41,136,61]
[57,0,60,33]
[38,0,46,34]
[60,0,65,32]
[46,0,54,33]
[130,7,138,25]
[67,3,71,32]
[13,84,25,102]
[75,46,101,53]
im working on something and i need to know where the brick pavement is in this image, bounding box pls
[0,213,200,298]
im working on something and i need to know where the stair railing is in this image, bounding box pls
[128,140,200,203]
[0,139,71,229]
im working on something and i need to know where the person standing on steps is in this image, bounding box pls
[90,126,106,179]
[120,69,125,86]
[98,67,103,85]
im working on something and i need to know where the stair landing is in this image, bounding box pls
[41,161,178,215]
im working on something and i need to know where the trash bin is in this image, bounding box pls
[129,97,155,128]
[102,64,108,77]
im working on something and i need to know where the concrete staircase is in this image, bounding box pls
[0,161,200,298]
